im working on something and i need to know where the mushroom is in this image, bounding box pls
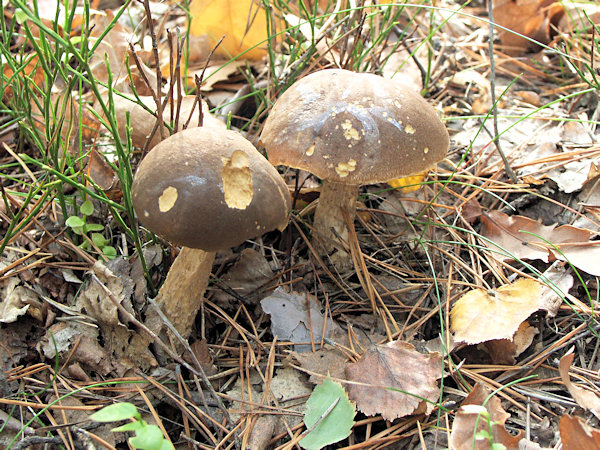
[260,69,449,265]
[132,126,291,345]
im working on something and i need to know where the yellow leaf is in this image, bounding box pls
[387,172,426,193]
[450,278,545,345]
[188,0,276,61]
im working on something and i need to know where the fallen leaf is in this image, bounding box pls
[188,0,277,60]
[77,260,157,373]
[451,265,572,345]
[290,347,348,384]
[481,210,600,276]
[212,248,274,307]
[493,0,564,55]
[559,414,600,449]
[345,340,442,421]
[300,378,355,450]
[449,382,524,450]
[482,321,538,365]
[559,349,600,420]
[0,278,31,323]
[261,288,341,352]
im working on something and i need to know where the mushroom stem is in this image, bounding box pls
[147,247,216,344]
[312,180,358,260]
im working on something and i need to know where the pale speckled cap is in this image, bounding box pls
[260,69,449,185]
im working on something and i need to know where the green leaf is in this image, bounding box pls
[300,379,355,450]
[65,216,85,228]
[112,421,145,432]
[80,199,94,216]
[85,223,105,232]
[90,402,139,422]
[91,233,107,247]
[491,444,507,450]
[103,246,117,259]
[128,424,166,450]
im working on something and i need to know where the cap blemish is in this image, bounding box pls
[424,147,429,154]
[158,186,178,212]
[222,150,253,209]
[335,159,357,177]
[341,119,360,141]
[405,124,415,134]
[306,144,315,156]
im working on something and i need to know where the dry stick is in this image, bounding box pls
[142,0,164,141]
[487,0,518,183]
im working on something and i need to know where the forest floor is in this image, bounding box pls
[2,0,600,449]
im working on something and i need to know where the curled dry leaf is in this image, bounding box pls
[451,264,572,345]
[481,210,600,276]
[559,349,600,420]
[449,382,523,450]
[345,340,442,421]
[493,0,564,55]
[559,414,600,449]
[482,321,538,365]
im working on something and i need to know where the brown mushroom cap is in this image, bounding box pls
[131,127,291,251]
[260,69,449,185]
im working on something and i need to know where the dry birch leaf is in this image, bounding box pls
[451,265,571,345]
[559,349,600,420]
[481,210,600,276]
[449,382,523,449]
[345,340,442,421]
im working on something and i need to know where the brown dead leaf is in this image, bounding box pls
[559,349,600,420]
[559,414,600,449]
[289,346,348,384]
[493,0,564,55]
[451,265,572,345]
[482,321,538,365]
[449,382,524,450]
[345,340,442,421]
[481,210,600,276]
[212,248,274,307]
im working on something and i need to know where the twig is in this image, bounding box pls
[487,0,518,183]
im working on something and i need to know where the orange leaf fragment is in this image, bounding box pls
[559,414,600,450]
[345,340,441,421]
[188,0,278,61]
[449,382,524,450]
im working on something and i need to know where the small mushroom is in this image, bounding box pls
[260,69,449,266]
[132,127,290,345]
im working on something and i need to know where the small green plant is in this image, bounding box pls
[65,198,117,259]
[90,402,173,450]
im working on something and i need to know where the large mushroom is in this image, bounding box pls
[260,69,449,265]
[132,127,291,345]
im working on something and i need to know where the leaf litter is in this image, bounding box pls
[3,0,600,447]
